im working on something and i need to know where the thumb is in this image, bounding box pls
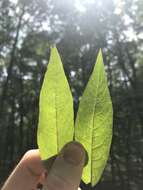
[44,141,87,190]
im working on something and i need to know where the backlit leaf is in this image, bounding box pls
[37,47,74,160]
[75,49,113,186]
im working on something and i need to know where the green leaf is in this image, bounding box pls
[37,47,74,160]
[75,49,113,186]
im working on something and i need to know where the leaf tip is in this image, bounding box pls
[50,45,57,53]
[49,45,61,66]
[98,48,103,59]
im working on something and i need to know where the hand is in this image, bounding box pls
[2,141,86,190]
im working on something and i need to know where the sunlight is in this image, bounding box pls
[75,0,95,13]
[114,0,125,14]
[75,0,86,13]
[75,0,125,14]
[10,0,18,4]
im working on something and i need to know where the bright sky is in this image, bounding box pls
[10,0,18,3]
[9,0,139,41]
[10,0,127,14]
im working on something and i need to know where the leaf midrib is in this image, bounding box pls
[91,59,101,184]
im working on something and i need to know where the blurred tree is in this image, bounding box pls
[0,0,143,189]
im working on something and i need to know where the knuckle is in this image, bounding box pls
[21,149,39,166]
[22,150,35,160]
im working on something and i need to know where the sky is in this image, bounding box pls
[9,0,140,42]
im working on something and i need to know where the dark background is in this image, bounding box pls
[0,0,143,189]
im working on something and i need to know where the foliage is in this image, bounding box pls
[0,0,143,189]
[37,47,74,160]
[75,50,113,186]
[38,47,113,186]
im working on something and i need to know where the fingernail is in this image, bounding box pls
[62,141,85,165]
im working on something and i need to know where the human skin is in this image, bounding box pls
[2,141,86,190]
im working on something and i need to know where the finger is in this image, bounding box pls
[2,149,47,190]
[44,141,86,190]
[43,155,57,172]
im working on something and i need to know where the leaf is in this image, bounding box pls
[75,49,113,186]
[37,46,74,160]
